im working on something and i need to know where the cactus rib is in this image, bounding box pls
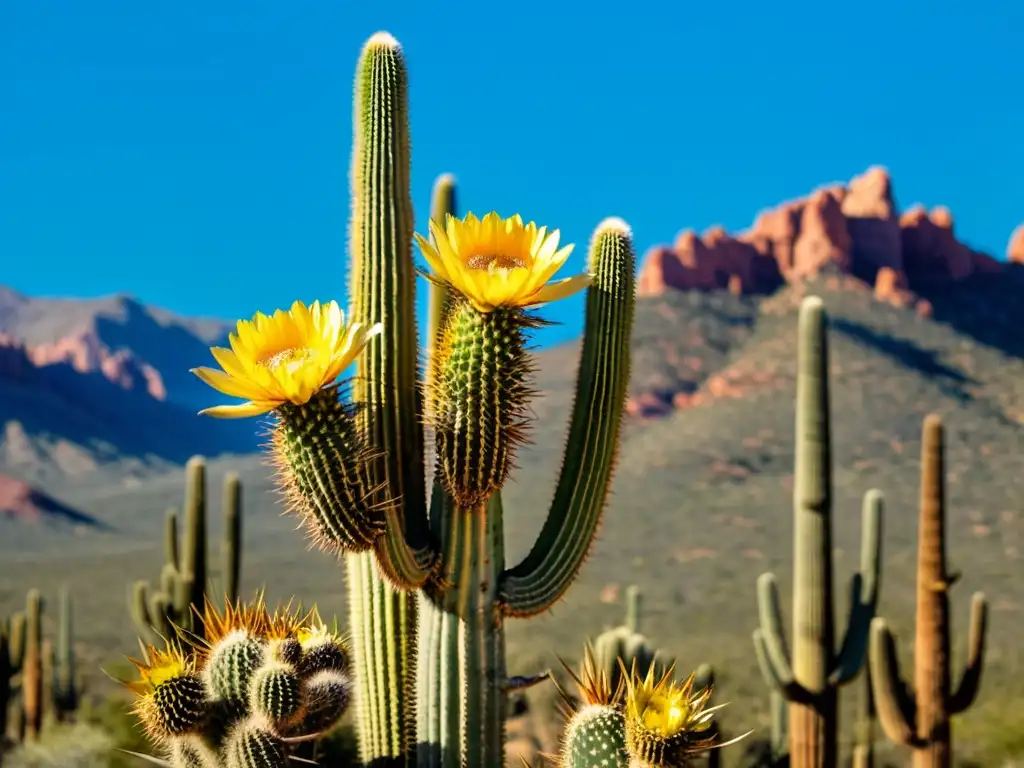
[500,218,636,616]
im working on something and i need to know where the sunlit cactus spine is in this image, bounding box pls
[753,296,884,768]
[123,596,353,768]
[592,586,669,699]
[868,414,988,768]
[131,459,244,646]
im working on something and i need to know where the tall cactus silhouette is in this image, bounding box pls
[131,459,244,645]
[753,296,884,768]
[869,414,988,768]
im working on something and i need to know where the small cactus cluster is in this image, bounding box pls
[122,595,351,768]
[131,457,244,645]
[1,585,80,761]
[555,646,747,768]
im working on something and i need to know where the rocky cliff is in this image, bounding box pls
[637,166,1015,309]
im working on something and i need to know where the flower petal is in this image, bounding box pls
[198,400,278,419]
[527,273,592,306]
[191,366,266,400]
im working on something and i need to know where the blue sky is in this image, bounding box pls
[3,0,1021,347]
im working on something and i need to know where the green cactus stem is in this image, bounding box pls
[52,584,79,721]
[429,303,535,507]
[222,472,242,605]
[868,414,988,768]
[426,173,457,354]
[131,458,244,645]
[852,661,876,768]
[753,296,884,768]
[498,219,635,617]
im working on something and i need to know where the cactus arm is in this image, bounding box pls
[754,573,813,705]
[181,457,207,630]
[163,508,179,572]
[868,618,923,748]
[624,585,641,634]
[222,472,242,604]
[500,218,635,617]
[350,32,437,588]
[55,584,77,717]
[831,489,884,685]
[8,612,26,668]
[425,173,457,351]
[129,582,162,646]
[949,592,988,714]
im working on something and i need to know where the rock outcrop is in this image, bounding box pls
[638,166,1019,305]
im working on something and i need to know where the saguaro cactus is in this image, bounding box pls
[753,296,884,768]
[51,584,79,721]
[131,459,244,645]
[868,414,988,768]
[21,589,43,742]
[189,31,635,767]
[851,661,876,768]
[345,33,636,767]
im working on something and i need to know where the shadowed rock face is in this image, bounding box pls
[0,474,105,528]
[637,166,1018,304]
[0,290,258,480]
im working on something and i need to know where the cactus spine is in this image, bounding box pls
[131,458,244,645]
[753,296,884,768]
[868,414,988,768]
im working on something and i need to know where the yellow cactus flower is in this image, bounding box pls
[191,299,381,418]
[124,643,193,697]
[621,661,749,764]
[414,212,590,313]
[625,666,715,739]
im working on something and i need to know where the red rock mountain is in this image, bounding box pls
[637,166,1015,309]
[0,288,257,482]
